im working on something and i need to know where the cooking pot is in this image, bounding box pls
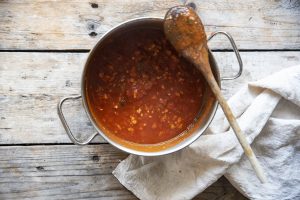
[58,18,243,156]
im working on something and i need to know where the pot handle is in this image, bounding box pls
[207,31,243,80]
[57,95,98,145]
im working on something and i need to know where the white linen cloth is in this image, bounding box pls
[113,65,300,200]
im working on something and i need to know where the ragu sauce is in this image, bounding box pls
[85,27,207,144]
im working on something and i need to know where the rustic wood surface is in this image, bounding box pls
[0,0,299,50]
[0,145,246,200]
[0,0,299,199]
[1,52,299,144]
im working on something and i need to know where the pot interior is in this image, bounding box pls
[82,18,219,156]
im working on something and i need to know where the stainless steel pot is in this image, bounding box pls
[58,18,243,156]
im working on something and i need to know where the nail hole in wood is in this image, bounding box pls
[36,166,45,171]
[92,155,100,161]
[88,23,95,30]
[89,32,98,37]
[90,3,98,8]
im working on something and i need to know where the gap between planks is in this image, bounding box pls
[0,49,300,53]
[0,143,107,147]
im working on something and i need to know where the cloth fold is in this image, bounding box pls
[113,65,300,200]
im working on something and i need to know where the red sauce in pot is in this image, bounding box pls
[85,28,207,144]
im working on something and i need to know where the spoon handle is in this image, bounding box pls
[205,74,267,183]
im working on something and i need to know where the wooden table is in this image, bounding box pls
[0,0,299,199]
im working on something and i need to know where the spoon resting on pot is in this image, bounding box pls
[164,5,266,183]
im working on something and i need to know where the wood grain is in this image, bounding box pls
[0,52,104,144]
[0,144,246,200]
[0,1,297,199]
[0,0,178,50]
[1,51,299,144]
[0,0,299,50]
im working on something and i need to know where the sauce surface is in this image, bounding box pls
[86,28,207,144]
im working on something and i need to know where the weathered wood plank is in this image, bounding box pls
[0,0,178,50]
[0,51,299,144]
[0,144,246,200]
[0,0,299,50]
[0,52,103,144]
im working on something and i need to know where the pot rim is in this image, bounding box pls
[80,17,220,156]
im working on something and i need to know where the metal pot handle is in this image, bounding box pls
[207,31,243,80]
[57,95,98,145]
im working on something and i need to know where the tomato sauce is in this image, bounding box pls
[85,27,207,144]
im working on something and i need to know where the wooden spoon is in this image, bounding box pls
[164,6,266,183]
